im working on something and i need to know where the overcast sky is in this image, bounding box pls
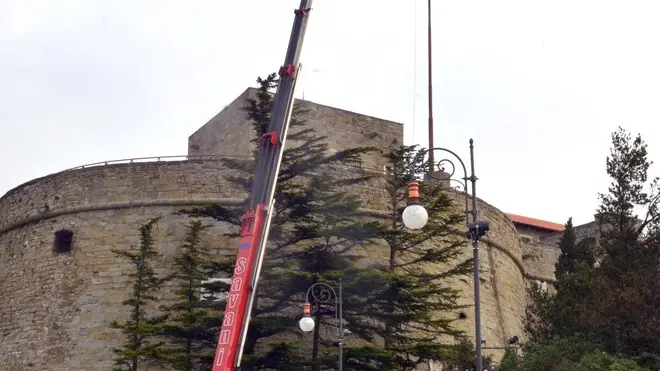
[2,0,660,226]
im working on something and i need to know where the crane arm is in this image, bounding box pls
[212,2,313,370]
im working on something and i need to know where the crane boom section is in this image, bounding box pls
[212,2,313,370]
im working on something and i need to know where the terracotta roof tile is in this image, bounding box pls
[506,213,565,232]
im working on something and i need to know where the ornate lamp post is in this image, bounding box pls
[298,279,344,371]
[401,139,489,371]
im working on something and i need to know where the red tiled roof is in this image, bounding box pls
[506,213,565,232]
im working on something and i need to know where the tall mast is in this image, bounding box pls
[212,2,313,370]
[427,0,434,172]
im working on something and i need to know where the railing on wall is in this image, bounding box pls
[60,154,371,173]
[61,154,250,172]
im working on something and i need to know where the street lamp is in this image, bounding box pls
[401,139,488,371]
[299,279,344,371]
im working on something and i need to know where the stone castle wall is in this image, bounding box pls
[0,159,246,370]
[0,158,545,369]
[1,89,565,370]
[444,194,527,354]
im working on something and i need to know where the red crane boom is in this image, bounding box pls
[212,2,313,370]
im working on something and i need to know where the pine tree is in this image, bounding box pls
[521,127,660,368]
[110,217,168,371]
[160,218,228,371]
[344,144,473,370]
[182,73,376,369]
[590,127,660,356]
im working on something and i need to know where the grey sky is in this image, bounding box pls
[2,0,660,226]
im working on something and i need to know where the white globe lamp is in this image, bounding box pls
[402,181,428,230]
[402,203,429,230]
[299,316,315,332]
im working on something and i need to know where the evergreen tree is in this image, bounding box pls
[521,127,660,369]
[498,347,521,371]
[344,144,473,370]
[523,281,555,343]
[110,217,168,371]
[183,73,376,369]
[590,127,660,356]
[555,217,577,278]
[598,127,657,239]
[525,218,597,342]
[160,218,228,371]
[555,217,596,281]
[435,336,494,371]
[497,336,650,371]
[268,173,380,370]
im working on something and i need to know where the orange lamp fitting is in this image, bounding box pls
[303,302,311,316]
[408,181,421,202]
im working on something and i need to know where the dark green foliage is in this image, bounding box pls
[555,217,577,278]
[521,127,660,370]
[590,128,660,356]
[182,73,377,369]
[523,281,555,343]
[598,127,656,238]
[343,144,473,370]
[524,218,599,343]
[242,342,307,371]
[110,218,168,371]
[498,337,649,371]
[555,218,595,277]
[160,218,228,370]
[516,337,598,371]
[435,337,494,371]
[579,351,649,371]
[498,348,521,371]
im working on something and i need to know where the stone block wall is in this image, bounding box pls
[0,157,535,370]
[0,208,235,371]
[521,242,561,282]
[447,194,527,360]
[0,160,247,370]
[188,88,404,171]
[188,89,252,158]
[0,159,249,233]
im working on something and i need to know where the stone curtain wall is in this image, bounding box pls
[0,207,235,370]
[0,157,541,370]
[442,192,527,358]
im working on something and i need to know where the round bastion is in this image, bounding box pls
[0,156,528,370]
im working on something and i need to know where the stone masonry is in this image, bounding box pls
[1,87,566,370]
